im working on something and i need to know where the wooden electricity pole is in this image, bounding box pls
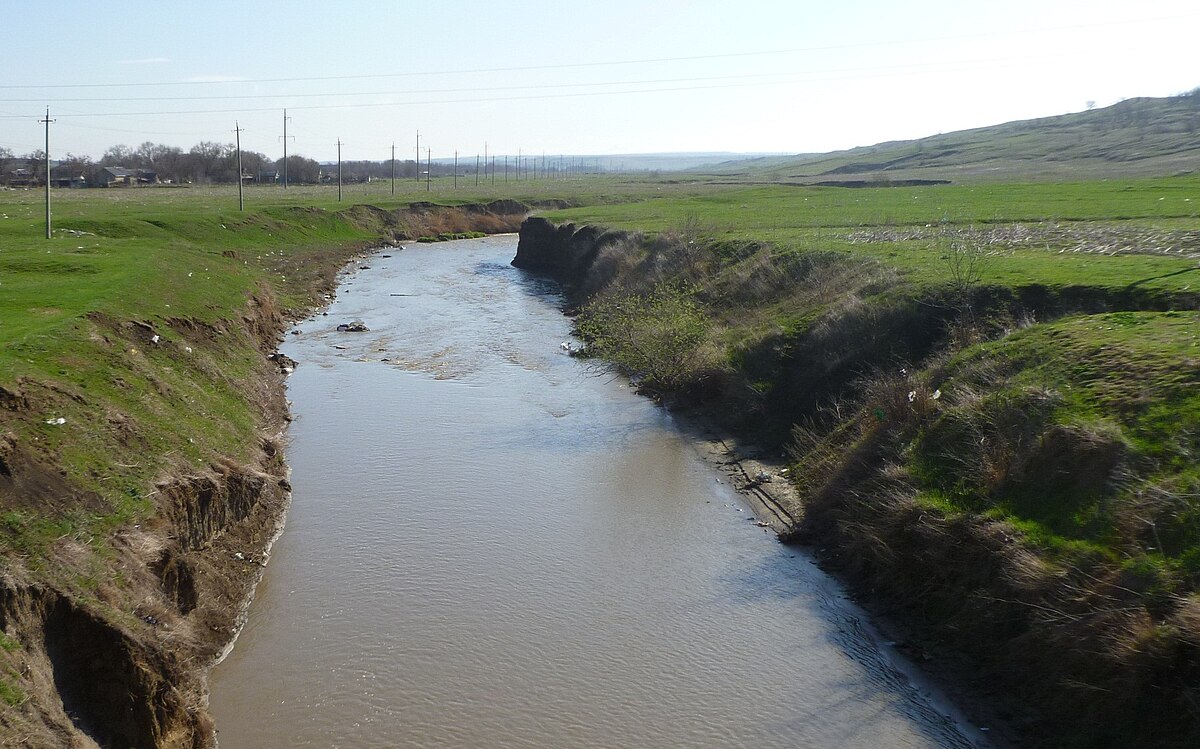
[336,140,343,202]
[234,121,244,211]
[40,107,54,239]
[279,109,294,189]
[390,143,396,195]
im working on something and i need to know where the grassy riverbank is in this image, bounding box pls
[0,185,528,746]
[1,172,1198,747]
[528,174,1200,748]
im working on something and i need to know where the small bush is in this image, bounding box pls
[576,283,716,394]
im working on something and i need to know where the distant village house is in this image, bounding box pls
[49,164,88,189]
[4,168,36,187]
[98,166,157,187]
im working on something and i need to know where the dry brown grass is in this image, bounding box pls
[847,221,1200,259]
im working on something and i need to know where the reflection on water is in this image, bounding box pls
[208,236,980,749]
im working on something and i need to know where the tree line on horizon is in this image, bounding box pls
[0,140,443,187]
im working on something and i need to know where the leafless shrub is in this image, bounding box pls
[710,247,892,312]
[920,385,1064,495]
[942,225,992,293]
[1169,594,1200,647]
[1113,478,1200,556]
[578,234,643,299]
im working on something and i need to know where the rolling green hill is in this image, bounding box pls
[700,92,1200,183]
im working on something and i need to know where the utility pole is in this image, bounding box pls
[426,147,431,192]
[454,150,458,190]
[390,143,396,195]
[234,121,244,211]
[336,139,343,202]
[279,109,294,189]
[40,107,54,239]
[517,148,521,181]
[504,156,508,184]
[483,142,488,186]
[475,154,480,186]
[415,130,420,183]
[491,156,496,185]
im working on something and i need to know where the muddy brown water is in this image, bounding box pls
[208,235,986,749]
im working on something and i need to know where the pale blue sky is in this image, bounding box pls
[2,1,1197,162]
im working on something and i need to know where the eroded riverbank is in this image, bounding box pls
[209,235,989,749]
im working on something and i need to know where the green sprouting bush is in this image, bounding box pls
[576,283,713,394]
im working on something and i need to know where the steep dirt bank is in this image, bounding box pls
[0,201,528,748]
[514,216,1200,749]
[0,297,294,749]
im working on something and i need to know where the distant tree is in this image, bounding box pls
[56,152,105,186]
[0,146,11,177]
[275,154,321,184]
[25,150,47,183]
[134,141,156,166]
[101,144,136,166]
[134,141,185,177]
[148,145,186,183]
[239,150,272,179]
[186,141,235,183]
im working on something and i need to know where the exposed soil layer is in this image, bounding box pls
[514,216,1200,749]
[0,201,529,748]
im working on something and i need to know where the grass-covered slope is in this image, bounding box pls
[532,174,1200,747]
[699,93,1200,182]
[0,185,527,747]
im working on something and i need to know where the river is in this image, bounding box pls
[208,235,984,749]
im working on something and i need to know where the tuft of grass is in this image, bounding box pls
[908,311,1200,580]
[0,675,25,707]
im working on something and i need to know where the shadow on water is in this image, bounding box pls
[475,259,567,302]
[210,237,990,749]
[716,550,980,749]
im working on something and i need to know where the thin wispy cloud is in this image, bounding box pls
[117,57,171,65]
[183,74,247,83]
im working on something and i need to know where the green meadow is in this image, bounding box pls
[540,174,1200,586]
[1,166,1198,746]
[546,177,1200,295]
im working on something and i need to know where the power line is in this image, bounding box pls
[0,71,804,103]
[0,71,941,120]
[0,12,1192,91]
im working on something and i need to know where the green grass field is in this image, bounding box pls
[527,174,1200,595]
[545,177,1200,295]
[2,171,1198,602]
[2,165,1199,748]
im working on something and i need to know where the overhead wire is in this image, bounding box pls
[0,11,1192,91]
[0,52,1066,120]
